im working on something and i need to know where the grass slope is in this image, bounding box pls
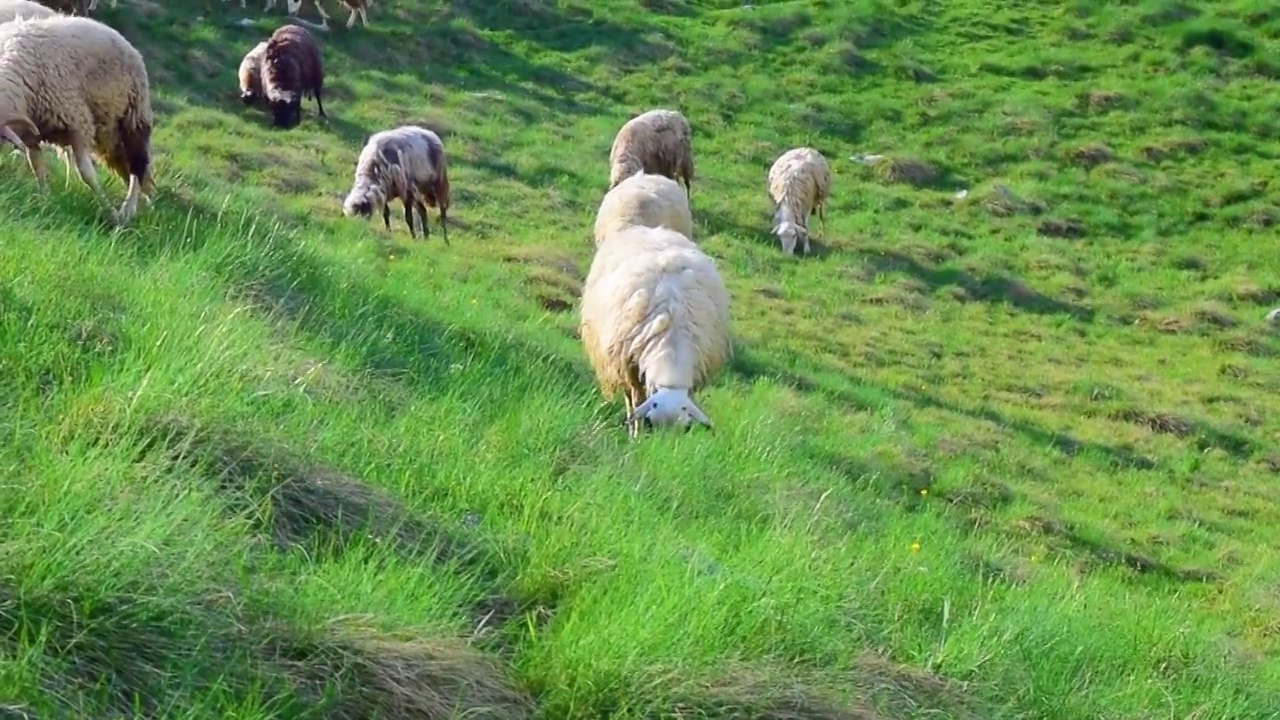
[3,0,1280,717]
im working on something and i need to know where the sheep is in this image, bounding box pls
[0,14,156,225]
[237,41,268,106]
[342,125,450,242]
[579,224,733,436]
[0,0,56,23]
[261,23,326,129]
[607,108,694,197]
[766,147,832,256]
[593,169,694,246]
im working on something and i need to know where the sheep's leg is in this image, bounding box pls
[313,85,326,118]
[816,203,828,239]
[266,0,277,11]
[25,145,49,194]
[69,140,120,222]
[346,7,357,26]
[311,0,331,26]
[381,203,391,231]
[401,195,417,238]
[437,205,449,244]
[358,6,368,25]
[414,198,431,240]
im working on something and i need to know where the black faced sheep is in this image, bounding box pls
[261,23,325,129]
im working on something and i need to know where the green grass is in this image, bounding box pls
[3,0,1280,717]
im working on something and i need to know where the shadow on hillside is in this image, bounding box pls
[447,1,671,60]
[730,350,1159,472]
[856,249,1095,321]
[336,15,613,117]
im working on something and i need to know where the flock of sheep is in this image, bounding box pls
[585,109,833,435]
[0,0,837,436]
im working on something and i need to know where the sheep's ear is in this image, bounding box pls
[0,114,37,141]
[687,401,713,430]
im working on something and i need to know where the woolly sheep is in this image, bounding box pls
[254,0,371,29]
[579,224,732,436]
[342,124,450,241]
[593,169,694,245]
[0,15,156,224]
[766,147,831,256]
[0,0,56,23]
[607,108,694,197]
[261,23,326,128]
[238,41,268,106]
[766,147,832,256]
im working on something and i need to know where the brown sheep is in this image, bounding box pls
[261,23,325,129]
[607,108,694,197]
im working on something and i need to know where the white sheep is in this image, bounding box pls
[593,169,694,245]
[607,108,694,197]
[766,147,832,255]
[342,124,450,241]
[579,224,733,436]
[0,15,156,225]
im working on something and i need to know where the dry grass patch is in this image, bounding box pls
[870,155,939,187]
[1065,142,1115,167]
[1036,217,1086,238]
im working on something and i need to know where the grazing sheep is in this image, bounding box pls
[342,125,450,242]
[0,0,56,23]
[608,108,694,197]
[579,224,733,436]
[0,14,156,224]
[261,23,325,129]
[766,147,832,256]
[256,0,370,29]
[593,169,694,245]
[238,41,268,106]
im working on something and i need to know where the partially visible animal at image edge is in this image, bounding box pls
[260,23,326,128]
[579,223,732,436]
[233,0,372,29]
[608,108,695,198]
[342,125,451,241]
[0,13,156,224]
[766,146,832,256]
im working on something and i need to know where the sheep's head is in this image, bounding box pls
[343,183,385,220]
[268,91,302,129]
[772,220,807,255]
[629,387,713,432]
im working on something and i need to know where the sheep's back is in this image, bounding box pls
[768,147,831,209]
[608,109,691,167]
[594,171,693,243]
[0,0,57,23]
[263,25,323,100]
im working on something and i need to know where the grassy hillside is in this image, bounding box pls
[4,0,1280,717]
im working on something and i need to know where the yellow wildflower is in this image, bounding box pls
[910,541,921,553]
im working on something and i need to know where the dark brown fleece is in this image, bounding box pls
[261,24,326,128]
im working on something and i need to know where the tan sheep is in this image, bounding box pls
[238,41,268,106]
[766,147,831,255]
[607,108,694,197]
[593,169,693,245]
[342,125,450,241]
[0,15,156,225]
